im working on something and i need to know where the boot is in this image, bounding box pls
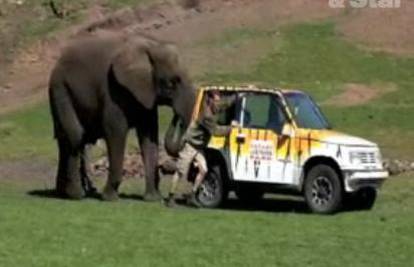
[187,191,201,208]
[165,193,178,208]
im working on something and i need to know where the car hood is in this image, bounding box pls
[309,130,377,147]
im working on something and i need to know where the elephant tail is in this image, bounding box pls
[49,81,84,151]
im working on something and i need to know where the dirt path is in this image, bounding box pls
[0,159,55,185]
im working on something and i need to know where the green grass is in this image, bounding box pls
[0,174,413,267]
[0,104,172,160]
[0,104,54,160]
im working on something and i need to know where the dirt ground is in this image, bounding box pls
[0,0,339,114]
[323,83,398,107]
[337,1,414,56]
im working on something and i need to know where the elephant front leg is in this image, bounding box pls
[136,110,162,202]
[80,146,97,196]
[102,129,127,201]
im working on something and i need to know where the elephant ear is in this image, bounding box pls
[112,41,155,110]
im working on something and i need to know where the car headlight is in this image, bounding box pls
[349,151,363,165]
[349,151,378,165]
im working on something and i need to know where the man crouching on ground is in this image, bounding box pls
[166,90,233,207]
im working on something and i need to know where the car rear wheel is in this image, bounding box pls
[304,164,343,214]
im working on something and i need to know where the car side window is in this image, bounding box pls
[215,92,238,126]
[242,93,286,134]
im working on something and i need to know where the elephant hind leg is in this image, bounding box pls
[56,138,85,199]
[56,138,69,196]
[50,84,86,199]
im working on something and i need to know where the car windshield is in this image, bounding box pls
[284,92,330,129]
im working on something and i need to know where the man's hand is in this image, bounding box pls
[231,120,240,127]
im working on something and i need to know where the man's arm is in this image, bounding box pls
[199,117,231,137]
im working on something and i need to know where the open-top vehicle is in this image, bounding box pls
[189,85,388,214]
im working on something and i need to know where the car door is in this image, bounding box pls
[229,92,294,183]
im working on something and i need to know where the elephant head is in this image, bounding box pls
[112,36,196,156]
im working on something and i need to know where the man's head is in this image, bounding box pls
[206,90,221,113]
[208,90,220,101]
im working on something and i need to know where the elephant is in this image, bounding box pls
[48,31,196,201]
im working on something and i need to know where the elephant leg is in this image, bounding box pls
[80,145,97,196]
[56,138,69,196]
[102,123,128,201]
[65,151,84,199]
[55,138,84,199]
[136,109,162,202]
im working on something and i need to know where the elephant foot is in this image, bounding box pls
[102,186,119,201]
[65,181,85,200]
[56,178,67,198]
[143,191,163,202]
[85,187,99,199]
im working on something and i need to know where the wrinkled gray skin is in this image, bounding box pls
[49,32,195,201]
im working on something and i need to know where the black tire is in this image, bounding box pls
[345,187,377,211]
[304,164,343,214]
[196,164,226,208]
[235,184,264,203]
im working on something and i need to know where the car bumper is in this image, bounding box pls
[343,170,388,192]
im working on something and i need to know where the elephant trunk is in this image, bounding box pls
[165,82,196,157]
[164,115,186,157]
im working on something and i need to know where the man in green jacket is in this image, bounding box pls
[166,90,234,207]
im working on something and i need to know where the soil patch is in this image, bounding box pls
[0,159,55,185]
[337,2,414,56]
[324,83,398,107]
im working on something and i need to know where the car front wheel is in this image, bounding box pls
[196,164,226,208]
[304,164,343,214]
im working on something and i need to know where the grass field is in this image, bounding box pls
[0,174,413,267]
[0,14,413,267]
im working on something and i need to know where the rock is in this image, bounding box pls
[384,158,414,176]
[153,22,163,29]
[387,161,401,176]
[181,0,201,9]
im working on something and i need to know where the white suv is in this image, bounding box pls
[189,86,388,214]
